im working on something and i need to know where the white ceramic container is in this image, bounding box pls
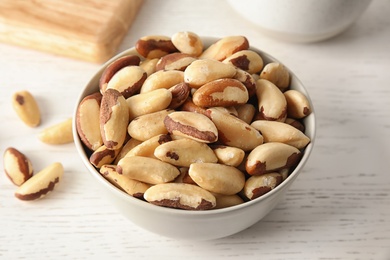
[73,37,316,241]
[228,0,372,43]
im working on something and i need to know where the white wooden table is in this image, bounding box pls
[1,0,389,259]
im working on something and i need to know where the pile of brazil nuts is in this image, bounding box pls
[3,90,72,201]
[76,31,312,210]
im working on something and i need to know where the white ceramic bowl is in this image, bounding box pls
[73,37,316,241]
[228,0,372,43]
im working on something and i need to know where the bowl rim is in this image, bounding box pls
[72,36,316,216]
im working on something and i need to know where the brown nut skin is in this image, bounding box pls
[144,183,216,210]
[200,36,249,61]
[260,62,290,91]
[223,50,264,74]
[244,173,283,200]
[245,142,302,176]
[76,92,103,151]
[284,89,312,119]
[164,111,218,143]
[255,79,287,122]
[99,55,141,93]
[15,162,63,201]
[99,165,151,199]
[89,145,121,168]
[192,78,249,108]
[154,138,218,167]
[12,90,41,127]
[100,89,129,150]
[189,162,246,195]
[3,147,33,186]
[168,82,191,109]
[135,35,178,59]
[171,31,204,57]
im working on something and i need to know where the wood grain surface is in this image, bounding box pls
[0,0,389,259]
[0,0,143,62]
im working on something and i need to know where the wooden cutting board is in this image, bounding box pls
[0,0,143,63]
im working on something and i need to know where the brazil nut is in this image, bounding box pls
[164,111,218,143]
[192,78,249,108]
[3,147,33,186]
[100,89,129,150]
[189,162,245,195]
[144,183,216,210]
[246,142,302,175]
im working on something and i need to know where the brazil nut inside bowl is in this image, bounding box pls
[73,32,316,241]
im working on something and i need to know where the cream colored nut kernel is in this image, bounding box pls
[233,69,257,97]
[189,162,245,195]
[171,31,204,56]
[260,62,290,91]
[126,88,172,120]
[200,36,249,61]
[140,70,184,93]
[100,89,129,150]
[156,52,196,71]
[184,59,237,88]
[235,103,256,124]
[3,147,33,186]
[284,89,312,119]
[128,109,174,141]
[192,78,249,108]
[125,134,172,159]
[38,118,73,145]
[223,50,264,74]
[279,168,290,181]
[246,142,301,176]
[117,156,180,185]
[114,138,142,164]
[99,55,141,93]
[211,145,245,167]
[15,162,63,201]
[135,35,178,59]
[164,111,218,143]
[12,90,41,127]
[168,82,191,109]
[139,58,159,77]
[154,138,218,167]
[211,106,238,117]
[99,165,151,198]
[251,120,310,149]
[89,144,121,168]
[244,173,283,200]
[106,66,147,98]
[255,79,287,122]
[76,92,103,151]
[207,108,263,151]
[144,183,216,210]
[213,193,244,209]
